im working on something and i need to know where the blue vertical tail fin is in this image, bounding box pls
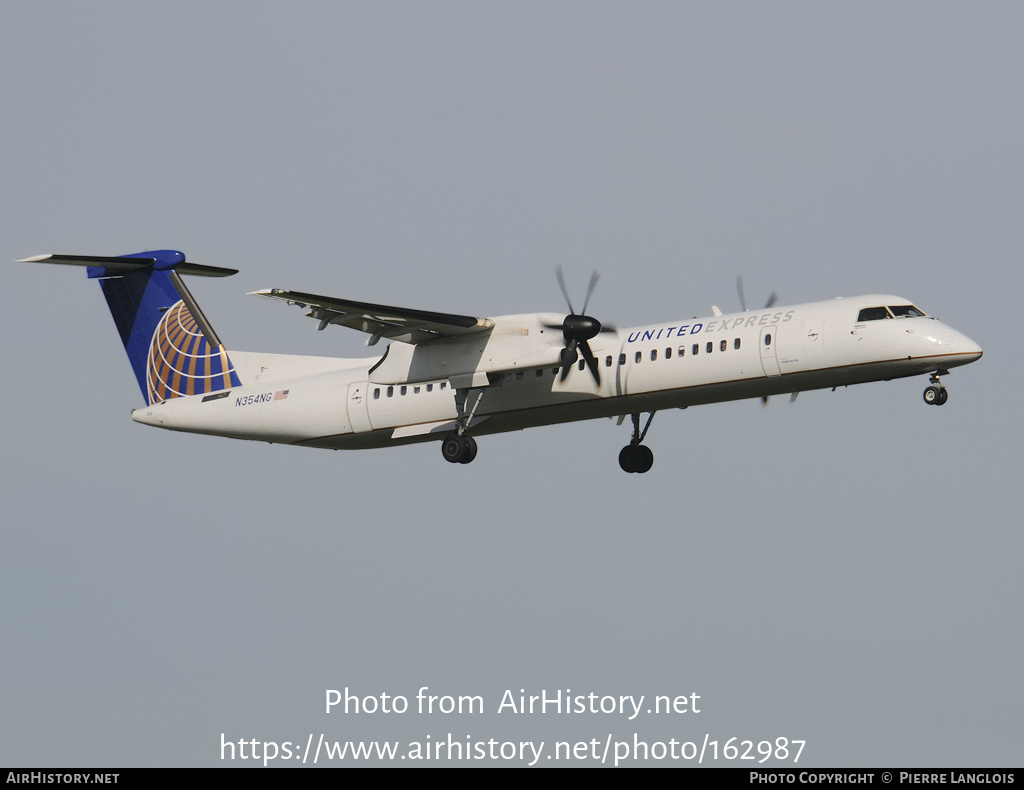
[21,249,242,405]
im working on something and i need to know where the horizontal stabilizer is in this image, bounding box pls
[20,252,237,278]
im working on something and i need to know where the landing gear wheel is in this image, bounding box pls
[442,434,464,463]
[619,412,657,473]
[442,434,477,464]
[923,386,946,406]
[459,436,478,464]
[619,444,654,473]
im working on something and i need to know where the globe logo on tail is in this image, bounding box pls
[146,300,240,404]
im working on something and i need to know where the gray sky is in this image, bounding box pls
[1,1,1020,767]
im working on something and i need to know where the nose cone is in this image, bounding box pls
[951,331,983,364]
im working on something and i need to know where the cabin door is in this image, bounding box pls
[759,327,782,377]
[346,382,373,433]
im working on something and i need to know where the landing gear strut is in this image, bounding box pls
[619,412,655,473]
[923,371,949,406]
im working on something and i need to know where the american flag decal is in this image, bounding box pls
[274,390,290,400]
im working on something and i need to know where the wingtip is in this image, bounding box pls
[17,254,53,263]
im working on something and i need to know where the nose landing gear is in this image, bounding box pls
[923,371,949,406]
[619,412,655,473]
[619,443,653,473]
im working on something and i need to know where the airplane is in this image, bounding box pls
[20,249,983,473]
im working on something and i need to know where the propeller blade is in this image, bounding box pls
[559,339,579,382]
[579,341,601,385]
[737,275,778,311]
[556,265,575,315]
[580,271,600,316]
[560,340,579,366]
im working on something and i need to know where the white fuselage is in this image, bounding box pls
[130,294,983,450]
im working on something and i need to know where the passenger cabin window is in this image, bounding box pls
[857,306,892,322]
[635,351,642,363]
[889,304,927,318]
[734,338,741,350]
[692,344,699,355]
[678,345,686,357]
[650,349,657,362]
[720,340,727,352]
[706,342,713,354]
[619,353,626,366]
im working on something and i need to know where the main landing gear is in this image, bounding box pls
[619,412,655,474]
[442,433,477,464]
[923,371,949,406]
[442,385,487,465]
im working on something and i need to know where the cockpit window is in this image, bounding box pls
[889,304,927,318]
[857,306,892,322]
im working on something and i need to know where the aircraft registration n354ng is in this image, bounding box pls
[21,250,983,473]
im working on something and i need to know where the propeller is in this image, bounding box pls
[546,266,613,385]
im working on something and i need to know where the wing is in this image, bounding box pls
[250,288,494,345]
